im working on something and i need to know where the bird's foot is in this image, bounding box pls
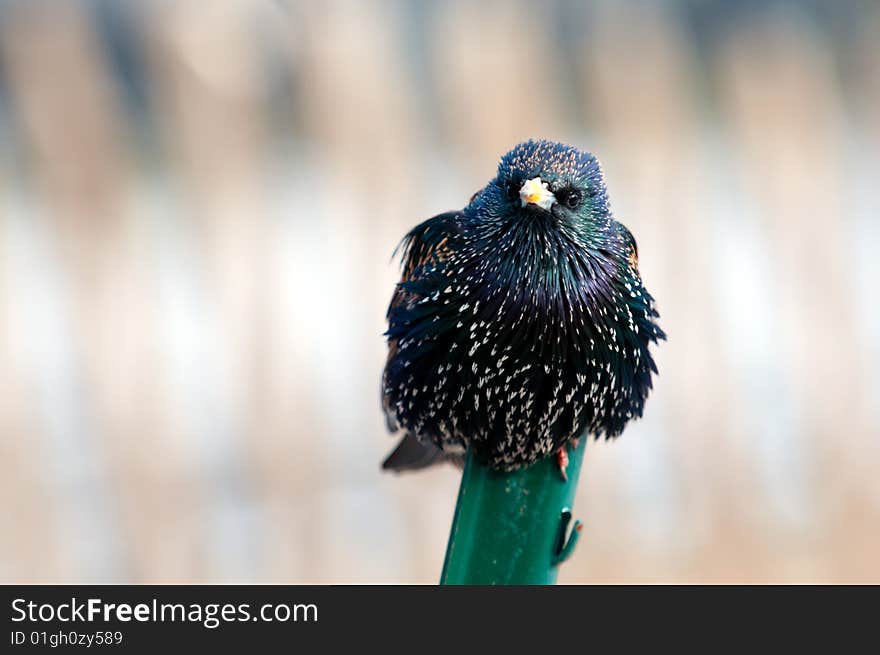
[570,437,580,451]
[556,447,569,482]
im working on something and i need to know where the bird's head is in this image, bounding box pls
[473,140,610,235]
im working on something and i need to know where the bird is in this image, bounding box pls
[381,139,664,477]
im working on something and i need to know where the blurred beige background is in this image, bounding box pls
[1,0,878,583]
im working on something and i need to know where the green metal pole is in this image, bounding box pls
[440,437,586,585]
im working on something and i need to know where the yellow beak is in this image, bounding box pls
[519,177,555,210]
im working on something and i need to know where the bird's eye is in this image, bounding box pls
[557,188,583,210]
[505,180,520,201]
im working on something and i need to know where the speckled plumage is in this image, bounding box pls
[382,140,665,471]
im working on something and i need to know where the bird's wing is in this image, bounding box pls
[615,221,639,271]
[384,210,460,382]
[382,212,462,471]
[387,211,461,314]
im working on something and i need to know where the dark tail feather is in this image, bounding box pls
[382,434,463,472]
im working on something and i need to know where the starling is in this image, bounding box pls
[382,140,664,474]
